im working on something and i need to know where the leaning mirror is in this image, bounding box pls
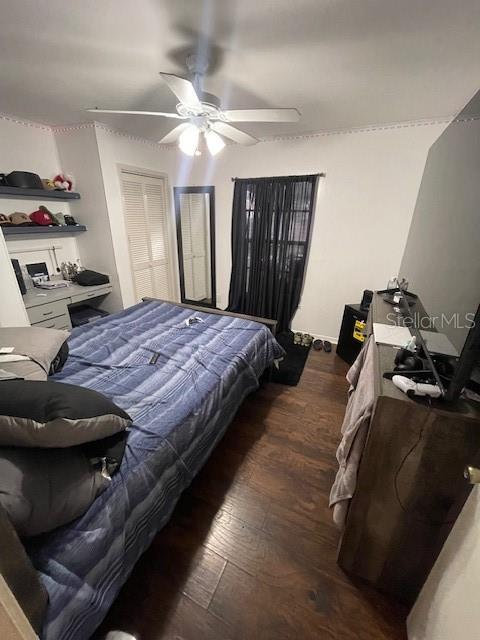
[174,186,216,308]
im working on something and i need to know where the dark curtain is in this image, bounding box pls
[228,174,318,333]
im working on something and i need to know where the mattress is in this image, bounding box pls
[26,300,283,640]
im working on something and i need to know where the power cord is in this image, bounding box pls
[393,398,457,526]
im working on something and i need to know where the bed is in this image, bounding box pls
[23,299,283,640]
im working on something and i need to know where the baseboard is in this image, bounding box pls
[292,329,338,344]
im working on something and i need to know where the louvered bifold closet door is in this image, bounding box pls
[121,171,173,303]
[143,175,171,299]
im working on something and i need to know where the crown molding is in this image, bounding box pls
[91,122,168,149]
[258,116,450,143]
[0,111,51,131]
[50,120,169,149]
[90,115,456,148]
[258,113,480,143]
[2,110,479,149]
[52,122,96,134]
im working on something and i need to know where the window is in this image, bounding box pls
[243,179,314,294]
[228,174,318,332]
[120,170,173,302]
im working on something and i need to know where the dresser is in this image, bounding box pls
[337,292,480,606]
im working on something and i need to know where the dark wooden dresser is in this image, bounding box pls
[338,292,480,606]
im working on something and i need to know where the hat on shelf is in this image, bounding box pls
[0,214,12,225]
[41,178,55,191]
[52,212,66,225]
[9,212,32,225]
[29,205,57,226]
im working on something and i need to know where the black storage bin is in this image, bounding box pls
[70,305,109,328]
[336,304,368,365]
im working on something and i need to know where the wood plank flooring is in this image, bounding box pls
[95,350,407,640]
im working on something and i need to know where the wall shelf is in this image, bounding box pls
[0,186,81,201]
[2,225,87,237]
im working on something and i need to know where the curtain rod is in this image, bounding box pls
[231,173,326,182]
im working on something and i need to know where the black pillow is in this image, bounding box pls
[0,380,131,448]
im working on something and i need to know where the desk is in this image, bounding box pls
[23,282,112,330]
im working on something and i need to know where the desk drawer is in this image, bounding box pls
[70,287,112,305]
[27,300,68,325]
[32,313,71,331]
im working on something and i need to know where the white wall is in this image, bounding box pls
[196,125,450,339]
[97,123,441,339]
[0,114,72,226]
[6,235,80,277]
[0,114,447,338]
[0,115,59,175]
[0,229,29,326]
[0,115,69,325]
[54,126,122,312]
[95,126,184,308]
[0,116,122,318]
[407,486,480,640]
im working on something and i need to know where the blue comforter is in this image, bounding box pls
[26,300,282,640]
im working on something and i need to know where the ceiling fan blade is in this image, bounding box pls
[222,108,300,123]
[210,122,258,145]
[159,73,202,110]
[158,123,193,144]
[87,108,184,118]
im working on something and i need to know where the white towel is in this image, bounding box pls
[329,336,376,529]
[0,354,30,363]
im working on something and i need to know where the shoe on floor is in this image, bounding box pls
[323,340,332,353]
[301,333,313,347]
[294,331,303,345]
[313,339,323,351]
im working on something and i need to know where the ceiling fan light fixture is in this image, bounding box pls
[90,71,298,150]
[205,129,226,156]
[178,124,199,156]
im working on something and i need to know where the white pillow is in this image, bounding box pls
[0,326,69,380]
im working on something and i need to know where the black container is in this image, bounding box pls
[6,171,44,190]
[70,305,109,327]
[11,259,26,295]
[360,289,373,312]
[336,303,368,365]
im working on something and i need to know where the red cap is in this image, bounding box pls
[30,206,55,226]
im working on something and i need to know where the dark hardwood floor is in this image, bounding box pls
[95,350,407,640]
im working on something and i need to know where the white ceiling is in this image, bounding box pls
[0,0,479,142]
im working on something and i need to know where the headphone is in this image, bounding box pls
[394,347,424,372]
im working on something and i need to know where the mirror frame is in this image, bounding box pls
[173,185,216,308]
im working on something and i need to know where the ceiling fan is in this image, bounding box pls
[88,55,300,156]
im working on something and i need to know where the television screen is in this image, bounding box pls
[399,90,480,396]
